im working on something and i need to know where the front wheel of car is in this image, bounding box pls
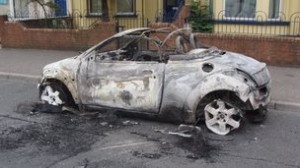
[204,99,242,135]
[40,84,67,107]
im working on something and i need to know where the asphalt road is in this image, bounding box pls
[0,77,299,168]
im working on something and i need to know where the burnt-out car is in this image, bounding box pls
[38,28,271,135]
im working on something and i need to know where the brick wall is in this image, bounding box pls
[0,15,8,44]
[2,17,300,66]
[197,34,300,66]
[2,21,116,50]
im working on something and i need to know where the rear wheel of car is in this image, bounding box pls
[204,99,242,135]
[40,84,67,107]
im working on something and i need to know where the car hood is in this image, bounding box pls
[43,57,80,77]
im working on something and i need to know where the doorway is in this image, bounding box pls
[54,0,67,16]
[163,0,183,22]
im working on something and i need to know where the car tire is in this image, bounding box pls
[204,99,242,135]
[40,83,68,107]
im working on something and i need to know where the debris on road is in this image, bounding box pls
[122,120,139,126]
[168,124,202,138]
[132,151,162,159]
[154,128,168,134]
[16,102,62,114]
[13,101,219,162]
[76,158,89,168]
[100,122,108,126]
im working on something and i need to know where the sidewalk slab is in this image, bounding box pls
[268,66,300,105]
[268,100,300,112]
[0,48,78,76]
[0,71,40,82]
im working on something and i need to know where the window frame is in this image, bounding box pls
[268,0,282,20]
[115,0,136,16]
[223,0,257,20]
[87,0,103,16]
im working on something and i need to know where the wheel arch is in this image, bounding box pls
[194,90,252,119]
[182,73,255,123]
[39,78,77,105]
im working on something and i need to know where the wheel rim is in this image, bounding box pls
[41,85,63,106]
[204,100,241,135]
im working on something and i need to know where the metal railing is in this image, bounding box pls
[191,10,300,37]
[5,8,300,38]
[6,9,150,30]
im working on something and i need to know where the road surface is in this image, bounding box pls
[0,77,299,168]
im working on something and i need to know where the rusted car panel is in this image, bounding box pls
[39,28,271,135]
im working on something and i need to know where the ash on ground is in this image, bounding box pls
[9,101,220,162]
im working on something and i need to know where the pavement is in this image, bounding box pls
[0,48,299,112]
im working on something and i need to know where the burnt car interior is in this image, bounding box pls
[91,28,211,63]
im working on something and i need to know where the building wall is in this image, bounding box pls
[144,0,163,23]
[71,0,162,30]
[286,0,300,35]
[71,0,96,29]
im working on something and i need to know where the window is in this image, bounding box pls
[225,0,256,18]
[116,0,135,15]
[89,0,102,15]
[269,0,280,19]
[12,0,30,18]
[0,0,8,5]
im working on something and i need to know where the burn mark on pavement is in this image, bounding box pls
[175,134,218,161]
[132,151,162,159]
[8,101,220,163]
[0,123,98,155]
[2,101,127,155]
[130,127,220,162]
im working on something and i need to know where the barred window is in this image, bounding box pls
[225,0,256,18]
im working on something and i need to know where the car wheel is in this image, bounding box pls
[40,84,66,106]
[204,99,242,135]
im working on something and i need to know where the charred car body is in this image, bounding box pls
[39,28,271,135]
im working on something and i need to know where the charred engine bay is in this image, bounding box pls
[0,101,223,165]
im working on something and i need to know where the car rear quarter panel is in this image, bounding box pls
[160,60,252,123]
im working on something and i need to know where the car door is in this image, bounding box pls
[78,52,165,113]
